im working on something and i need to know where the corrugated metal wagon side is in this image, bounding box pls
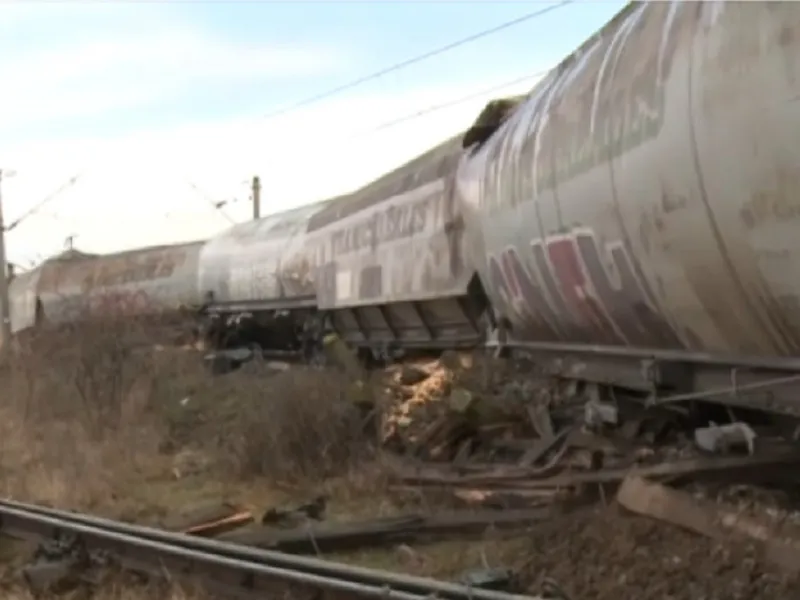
[454,0,800,417]
[307,135,490,354]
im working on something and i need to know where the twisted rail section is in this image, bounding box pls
[0,499,551,600]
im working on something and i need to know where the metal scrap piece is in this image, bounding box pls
[694,422,757,455]
[458,568,521,593]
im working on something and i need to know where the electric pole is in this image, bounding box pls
[0,169,11,349]
[252,175,261,221]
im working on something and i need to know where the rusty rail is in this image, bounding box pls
[0,499,547,600]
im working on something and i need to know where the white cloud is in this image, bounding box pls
[2,71,541,267]
[0,27,346,129]
[0,3,546,267]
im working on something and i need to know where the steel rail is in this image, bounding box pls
[0,500,546,600]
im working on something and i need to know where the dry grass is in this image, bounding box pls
[0,579,208,600]
[0,316,400,594]
[8,317,794,599]
[0,316,382,509]
[0,316,536,599]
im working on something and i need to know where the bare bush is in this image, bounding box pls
[215,366,377,483]
[8,318,166,435]
[0,311,382,510]
[0,315,190,509]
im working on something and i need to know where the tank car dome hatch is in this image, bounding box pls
[462,94,526,151]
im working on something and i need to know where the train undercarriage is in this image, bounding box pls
[200,277,492,371]
[197,283,800,431]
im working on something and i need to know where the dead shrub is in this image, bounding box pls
[0,314,188,507]
[7,316,167,439]
[0,308,383,509]
[217,367,376,483]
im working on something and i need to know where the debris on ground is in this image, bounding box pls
[617,475,800,574]
[219,507,558,553]
[161,501,253,537]
[260,495,328,527]
[7,326,800,599]
[369,350,800,596]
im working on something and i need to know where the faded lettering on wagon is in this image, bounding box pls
[330,193,430,258]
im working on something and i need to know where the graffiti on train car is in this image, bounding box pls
[546,2,688,185]
[38,248,189,294]
[88,289,155,317]
[477,2,690,213]
[315,183,467,306]
[488,228,681,347]
[91,252,183,288]
[330,190,432,258]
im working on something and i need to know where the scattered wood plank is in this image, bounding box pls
[217,508,553,554]
[162,502,254,538]
[617,475,800,573]
[396,449,800,489]
[517,428,568,468]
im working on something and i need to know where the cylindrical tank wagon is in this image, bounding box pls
[456,1,800,359]
[7,241,205,332]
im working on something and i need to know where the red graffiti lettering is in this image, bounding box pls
[488,229,680,348]
[546,236,620,344]
[489,250,560,340]
[573,232,680,346]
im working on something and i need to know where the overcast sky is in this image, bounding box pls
[0,0,625,267]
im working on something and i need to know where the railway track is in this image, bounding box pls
[0,499,557,600]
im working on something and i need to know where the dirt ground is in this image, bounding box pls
[0,319,798,600]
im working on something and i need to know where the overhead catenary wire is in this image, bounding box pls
[186,181,237,225]
[177,68,549,226]
[352,68,549,138]
[4,173,82,234]
[2,3,571,237]
[7,65,552,241]
[262,0,573,122]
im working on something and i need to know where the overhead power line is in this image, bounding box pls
[357,68,548,137]
[32,67,550,233]
[262,0,574,122]
[186,181,237,225]
[5,173,82,234]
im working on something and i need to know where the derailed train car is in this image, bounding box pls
[8,241,205,331]
[455,1,800,414]
[300,134,488,354]
[200,133,491,359]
